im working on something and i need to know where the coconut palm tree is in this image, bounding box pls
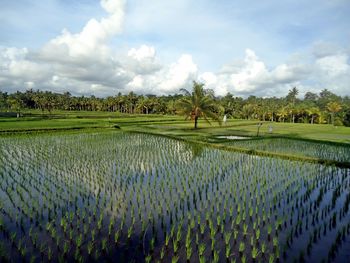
[176,81,222,129]
[327,101,342,126]
[7,94,23,118]
[306,106,320,124]
[277,107,288,122]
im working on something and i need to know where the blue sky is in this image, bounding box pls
[0,0,349,97]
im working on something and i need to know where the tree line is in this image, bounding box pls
[1,85,350,126]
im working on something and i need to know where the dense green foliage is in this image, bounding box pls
[0,132,349,262]
[1,86,349,126]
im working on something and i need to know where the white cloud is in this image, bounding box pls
[199,72,217,87]
[127,54,198,94]
[311,52,350,96]
[200,49,271,95]
[229,49,269,92]
[0,0,200,96]
[128,45,155,61]
[0,47,28,62]
[0,0,132,95]
[316,54,349,77]
[125,45,161,75]
[127,75,144,89]
[199,49,313,97]
[41,0,125,60]
[158,54,198,93]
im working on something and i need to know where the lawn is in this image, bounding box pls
[1,111,349,144]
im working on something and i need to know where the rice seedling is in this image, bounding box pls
[213,249,220,263]
[171,255,179,263]
[239,242,245,255]
[243,223,249,237]
[224,232,231,245]
[198,243,206,257]
[127,225,133,239]
[250,235,254,248]
[211,238,216,252]
[273,236,279,248]
[63,241,69,256]
[47,247,52,261]
[200,223,206,235]
[255,228,261,243]
[165,233,171,247]
[251,246,259,261]
[267,224,272,238]
[150,237,155,252]
[87,241,93,255]
[173,239,179,254]
[261,242,266,255]
[145,254,152,263]
[76,233,83,248]
[101,238,107,252]
[225,244,231,260]
[160,246,165,260]
[186,245,192,262]
[114,230,120,244]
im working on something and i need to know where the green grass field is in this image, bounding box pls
[1,110,349,144]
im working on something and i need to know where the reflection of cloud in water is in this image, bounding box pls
[129,136,205,170]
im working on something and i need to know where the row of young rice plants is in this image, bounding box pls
[222,138,350,163]
[0,131,349,262]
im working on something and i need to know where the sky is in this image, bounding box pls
[0,0,350,98]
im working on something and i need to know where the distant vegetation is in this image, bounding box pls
[1,84,350,126]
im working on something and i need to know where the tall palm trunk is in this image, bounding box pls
[331,113,334,126]
[194,116,199,129]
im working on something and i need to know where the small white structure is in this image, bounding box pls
[268,125,273,133]
[223,114,227,125]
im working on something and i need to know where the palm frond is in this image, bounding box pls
[179,88,191,96]
[176,81,222,128]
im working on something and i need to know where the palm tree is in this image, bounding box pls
[7,95,23,118]
[242,103,256,120]
[127,92,138,114]
[176,81,222,129]
[277,107,288,122]
[285,87,299,122]
[286,87,299,105]
[306,106,320,124]
[326,101,342,126]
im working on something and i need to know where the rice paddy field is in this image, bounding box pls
[220,137,350,163]
[0,131,350,263]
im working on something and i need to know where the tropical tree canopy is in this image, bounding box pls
[176,81,222,129]
[1,87,349,126]
[327,101,342,126]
